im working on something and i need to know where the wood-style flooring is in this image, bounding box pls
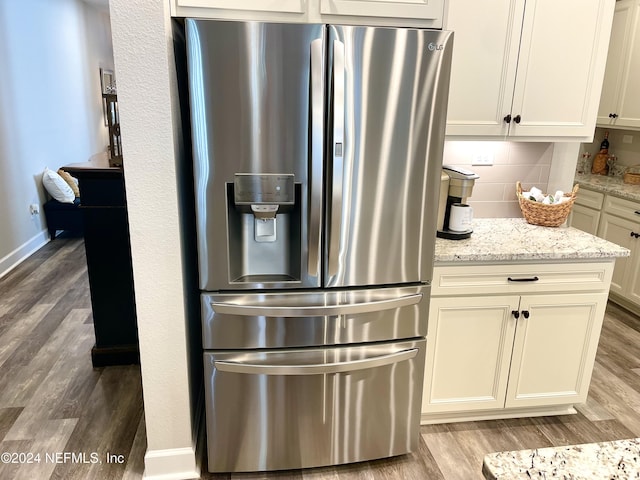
[2,236,640,479]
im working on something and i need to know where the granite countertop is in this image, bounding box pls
[434,218,629,264]
[575,172,640,202]
[482,437,640,479]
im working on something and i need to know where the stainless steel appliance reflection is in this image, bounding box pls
[185,19,453,473]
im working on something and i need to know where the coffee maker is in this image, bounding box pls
[437,165,479,240]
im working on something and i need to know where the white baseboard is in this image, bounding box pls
[143,446,200,480]
[0,230,49,279]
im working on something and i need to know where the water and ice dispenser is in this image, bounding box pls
[226,174,301,283]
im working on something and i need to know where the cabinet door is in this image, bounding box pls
[505,293,608,408]
[445,0,523,136]
[628,248,640,305]
[320,0,443,21]
[174,0,305,14]
[598,212,637,297]
[615,0,640,128]
[510,0,614,138]
[569,204,601,235]
[422,296,519,414]
[597,0,636,125]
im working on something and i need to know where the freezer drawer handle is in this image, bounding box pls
[214,348,418,375]
[211,293,422,317]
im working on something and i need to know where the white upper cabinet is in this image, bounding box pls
[444,0,523,137]
[320,0,443,24]
[171,0,444,27]
[445,0,615,141]
[171,0,306,18]
[597,0,640,129]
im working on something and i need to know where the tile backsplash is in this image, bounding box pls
[443,141,553,218]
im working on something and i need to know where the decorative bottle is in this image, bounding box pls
[591,131,610,175]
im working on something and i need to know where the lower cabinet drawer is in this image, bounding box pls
[203,339,425,473]
[603,195,640,224]
[575,187,604,210]
[432,262,614,296]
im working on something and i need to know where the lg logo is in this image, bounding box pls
[428,42,444,51]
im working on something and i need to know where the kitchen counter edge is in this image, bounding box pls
[434,218,629,264]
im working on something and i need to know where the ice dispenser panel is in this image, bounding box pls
[234,174,295,208]
[227,174,301,284]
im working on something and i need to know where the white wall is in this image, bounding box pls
[0,0,113,277]
[109,1,199,479]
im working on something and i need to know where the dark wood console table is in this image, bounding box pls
[64,154,139,367]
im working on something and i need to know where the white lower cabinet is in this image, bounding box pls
[598,208,640,308]
[569,184,604,236]
[570,204,601,235]
[422,263,613,423]
[571,188,640,314]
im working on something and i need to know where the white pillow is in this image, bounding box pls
[42,167,75,203]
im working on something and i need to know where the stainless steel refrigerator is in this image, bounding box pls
[185,19,453,473]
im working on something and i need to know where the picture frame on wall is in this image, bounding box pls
[100,67,115,127]
[100,68,115,94]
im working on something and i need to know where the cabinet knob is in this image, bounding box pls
[522,310,530,319]
[513,115,522,124]
[631,232,640,239]
[504,114,512,124]
[612,113,619,119]
[512,310,520,319]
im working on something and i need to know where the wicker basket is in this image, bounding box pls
[516,181,579,227]
[623,172,640,185]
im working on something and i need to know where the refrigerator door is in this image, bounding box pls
[201,285,428,349]
[186,20,325,291]
[203,339,426,472]
[325,26,454,288]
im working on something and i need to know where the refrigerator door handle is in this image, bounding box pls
[214,348,418,375]
[308,38,324,278]
[211,292,422,317]
[328,39,345,276]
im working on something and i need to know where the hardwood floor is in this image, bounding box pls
[1,237,640,479]
[0,237,145,480]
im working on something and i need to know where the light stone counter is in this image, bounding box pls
[434,218,629,264]
[575,172,640,202]
[482,438,640,479]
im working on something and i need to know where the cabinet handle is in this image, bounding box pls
[522,310,530,319]
[631,232,640,239]
[609,113,619,119]
[634,211,640,216]
[513,115,521,124]
[503,114,512,124]
[512,310,520,319]
[507,276,539,282]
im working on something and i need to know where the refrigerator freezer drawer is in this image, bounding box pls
[203,339,426,473]
[201,285,428,349]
